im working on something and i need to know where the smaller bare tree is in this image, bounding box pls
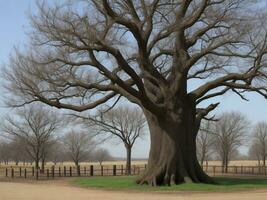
[62,130,95,170]
[212,112,249,173]
[251,122,267,166]
[47,141,66,165]
[197,121,214,167]
[39,140,57,171]
[0,139,12,165]
[1,105,62,172]
[249,142,262,166]
[75,106,146,175]
[9,138,28,165]
[94,148,112,167]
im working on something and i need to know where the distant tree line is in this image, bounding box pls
[0,105,113,167]
[1,105,266,171]
[0,104,146,173]
[197,111,267,169]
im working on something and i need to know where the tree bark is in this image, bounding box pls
[137,102,213,186]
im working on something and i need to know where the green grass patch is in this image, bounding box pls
[72,176,267,192]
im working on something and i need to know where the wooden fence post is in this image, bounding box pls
[77,165,81,176]
[47,169,49,178]
[11,168,14,178]
[24,168,27,179]
[113,165,116,176]
[121,165,123,175]
[101,166,103,176]
[64,166,66,177]
[32,167,34,177]
[90,165,93,176]
[5,168,8,177]
[19,167,22,177]
[52,166,54,178]
[133,165,136,175]
[59,167,61,177]
[36,168,39,180]
[70,167,72,177]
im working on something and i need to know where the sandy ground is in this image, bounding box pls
[1,180,267,200]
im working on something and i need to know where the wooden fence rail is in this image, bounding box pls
[1,164,267,180]
[0,164,147,180]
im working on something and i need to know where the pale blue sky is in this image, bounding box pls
[1,1,267,158]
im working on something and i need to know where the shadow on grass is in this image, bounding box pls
[215,177,267,186]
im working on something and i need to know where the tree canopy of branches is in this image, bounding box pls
[3,0,267,185]
[212,112,249,173]
[76,106,146,175]
[1,105,62,170]
[250,122,267,166]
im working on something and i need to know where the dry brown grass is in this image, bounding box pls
[0,160,261,168]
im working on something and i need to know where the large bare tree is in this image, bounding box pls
[76,106,146,175]
[3,1,267,185]
[1,105,62,170]
[251,122,267,166]
[212,112,249,173]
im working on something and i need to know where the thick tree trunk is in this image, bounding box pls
[125,145,132,175]
[137,104,213,186]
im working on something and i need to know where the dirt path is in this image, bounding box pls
[1,181,267,200]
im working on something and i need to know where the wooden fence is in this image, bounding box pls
[202,165,267,176]
[1,164,267,179]
[0,164,147,179]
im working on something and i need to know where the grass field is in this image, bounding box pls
[73,176,267,192]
